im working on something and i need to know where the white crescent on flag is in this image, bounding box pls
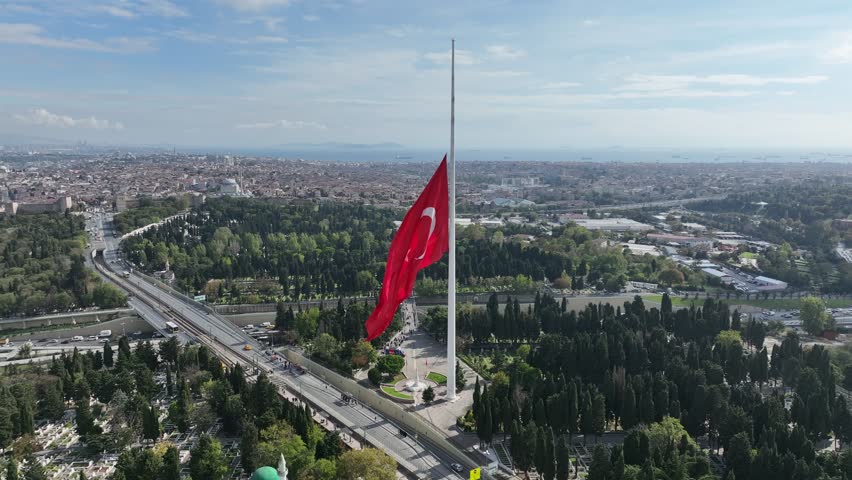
[405,207,437,262]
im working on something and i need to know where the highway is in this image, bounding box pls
[89,212,465,479]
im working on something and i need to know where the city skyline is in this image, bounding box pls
[1,0,852,149]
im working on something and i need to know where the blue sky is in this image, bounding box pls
[1,0,852,149]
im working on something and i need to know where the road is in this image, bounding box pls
[538,194,727,213]
[90,212,465,479]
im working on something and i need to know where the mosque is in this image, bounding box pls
[250,454,288,480]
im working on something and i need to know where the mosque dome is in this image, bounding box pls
[250,466,280,480]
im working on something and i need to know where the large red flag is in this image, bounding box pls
[365,156,449,340]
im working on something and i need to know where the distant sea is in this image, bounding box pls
[232,148,852,164]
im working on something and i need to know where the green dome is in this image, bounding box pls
[250,466,279,480]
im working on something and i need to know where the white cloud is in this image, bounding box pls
[254,35,288,43]
[0,23,154,52]
[424,49,476,65]
[618,74,828,92]
[215,0,290,12]
[0,4,40,15]
[487,44,526,60]
[582,19,600,27]
[824,32,852,64]
[541,81,582,89]
[14,108,124,130]
[479,70,530,78]
[235,119,326,129]
[302,14,320,22]
[138,0,189,17]
[238,16,285,31]
[776,90,796,96]
[93,5,136,18]
[166,29,216,43]
[671,42,796,63]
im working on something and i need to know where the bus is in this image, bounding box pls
[165,322,179,333]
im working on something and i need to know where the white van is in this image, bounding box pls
[72,336,84,342]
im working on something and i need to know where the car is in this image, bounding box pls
[451,463,464,473]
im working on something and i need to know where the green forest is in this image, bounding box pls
[0,213,125,317]
[424,294,852,480]
[123,197,697,303]
[113,196,188,234]
[0,333,394,479]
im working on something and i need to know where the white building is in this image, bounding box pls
[573,218,655,232]
[220,178,241,195]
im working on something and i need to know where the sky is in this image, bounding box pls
[1,0,852,150]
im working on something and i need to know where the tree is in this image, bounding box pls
[336,448,396,480]
[313,333,340,363]
[800,297,834,335]
[241,423,259,474]
[422,386,435,403]
[725,432,752,480]
[317,431,343,460]
[659,268,685,287]
[622,385,638,430]
[142,403,160,442]
[592,391,607,442]
[588,444,611,480]
[189,434,228,480]
[376,355,404,375]
[160,445,181,480]
[38,382,65,420]
[456,361,467,393]
[6,457,19,480]
[350,341,376,369]
[368,367,382,386]
[75,399,96,438]
[556,436,571,480]
[159,336,181,365]
[222,395,245,435]
[303,459,337,480]
[103,341,114,368]
[477,399,493,447]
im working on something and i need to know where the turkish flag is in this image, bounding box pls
[365,156,449,340]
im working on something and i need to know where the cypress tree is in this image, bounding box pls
[103,341,113,368]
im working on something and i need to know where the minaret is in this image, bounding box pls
[277,454,288,480]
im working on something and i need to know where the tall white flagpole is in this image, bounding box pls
[446,39,457,401]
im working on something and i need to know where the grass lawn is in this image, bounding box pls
[381,385,413,400]
[740,252,757,259]
[645,294,852,310]
[427,371,447,384]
